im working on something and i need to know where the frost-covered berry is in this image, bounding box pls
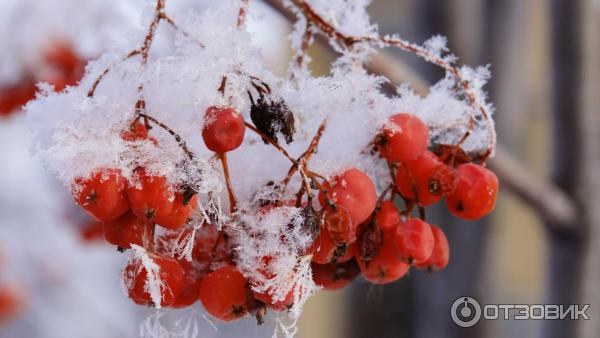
[445,163,498,220]
[378,113,429,162]
[201,106,245,153]
[415,225,449,270]
[198,265,249,321]
[72,168,130,222]
[155,193,198,229]
[120,121,149,141]
[126,169,174,222]
[393,218,435,264]
[103,211,148,250]
[319,168,377,225]
[123,254,184,307]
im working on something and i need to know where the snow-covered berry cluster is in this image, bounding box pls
[23,0,499,335]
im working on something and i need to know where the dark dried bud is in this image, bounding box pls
[249,86,296,144]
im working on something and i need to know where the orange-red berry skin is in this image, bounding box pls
[103,211,149,249]
[395,151,445,206]
[393,218,435,264]
[73,168,130,222]
[123,255,184,307]
[415,225,450,270]
[198,265,248,321]
[127,169,174,222]
[378,113,429,162]
[445,163,499,220]
[319,168,377,225]
[201,106,245,153]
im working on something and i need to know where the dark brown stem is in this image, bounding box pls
[219,152,237,213]
[281,119,327,187]
[137,112,195,160]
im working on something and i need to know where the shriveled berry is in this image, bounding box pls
[202,106,245,153]
[378,113,429,162]
[323,207,356,245]
[445,163,498,220]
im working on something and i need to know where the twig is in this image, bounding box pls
[281,119,326,187]
[219,153,237,213]
[137,112,195,161]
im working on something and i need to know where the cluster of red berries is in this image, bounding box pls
[70,106,498,323]
[0,42,85,116]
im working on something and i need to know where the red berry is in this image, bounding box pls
[73,168,130,221]
[123,254,184,307]
[378,113,429,162]
[393,218,435,264]
[445,163,498,220]
[127,169,174,222]
[415,225,450,270]
[193,224,225,269]
[323,207,356,245]
[156,193,198,229]
[375,201,401,233]
[201,106,245,153]
[172,266,203,308]
[0,81,36,116]
[0,283,27,323]
[311,227,354,264]
[319,168,377,225]
[103,211,150,249]
[395,151,446,206]
[311,260,360,291]
[356,232,409,284]
[42,42,85,91]
[198,265,249,321]
[121,121,149,141]
[253,288,294,311]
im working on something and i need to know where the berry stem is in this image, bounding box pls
[137,112,196,161]
[219,152,237,213]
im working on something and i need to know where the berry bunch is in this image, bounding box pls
[69,107,498,323]
[27,0,500,333]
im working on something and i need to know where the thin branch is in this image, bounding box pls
[137,112,195,161]
[219,152,237,213]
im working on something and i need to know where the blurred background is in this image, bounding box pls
[1,1,599,338]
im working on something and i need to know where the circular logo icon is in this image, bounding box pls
[451,296,481,327]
